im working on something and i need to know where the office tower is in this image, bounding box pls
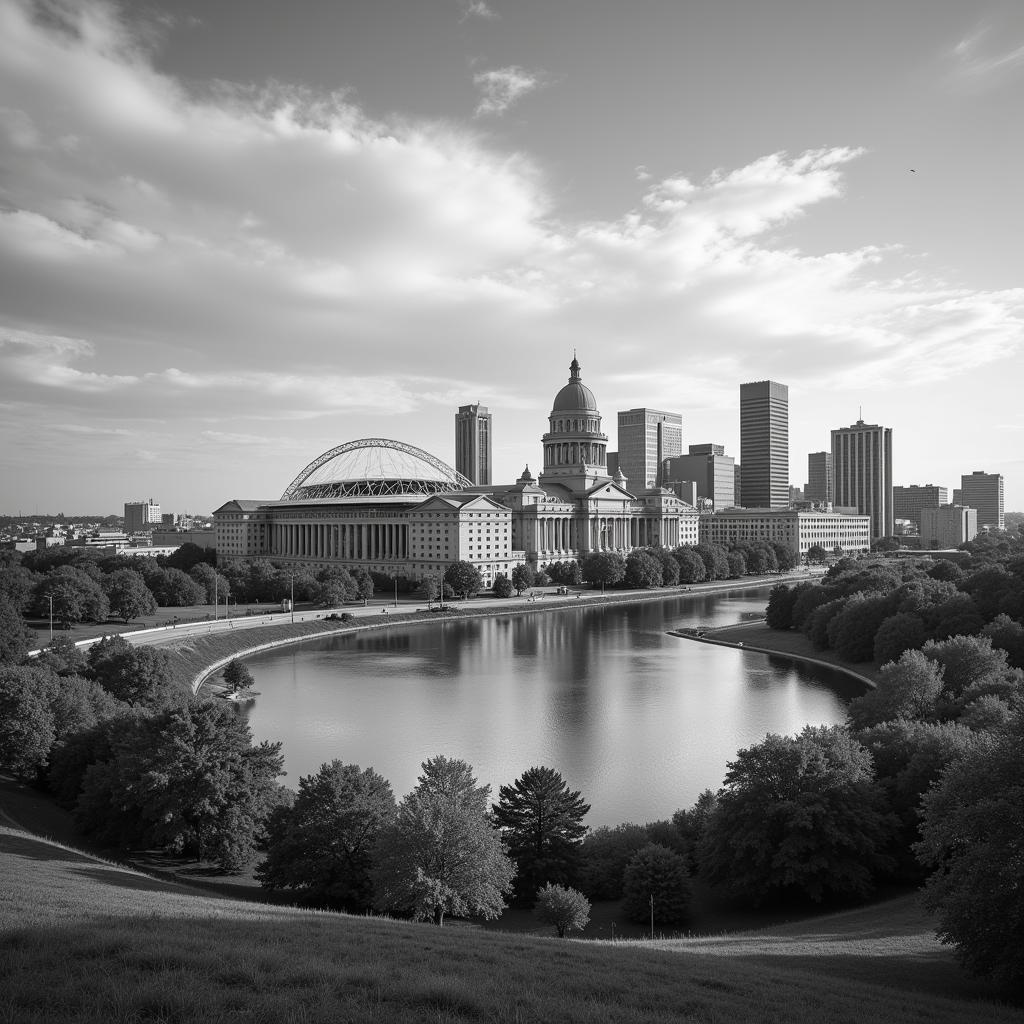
[831,419,893,540]
[455,404,492,485]
[920,505,978,549]
[893,484,949,531]
[616,408,683,491]
[805,452,833,504]
[662,443,735,509]
[124,499,161,532]
[739,380,789,507]
[959,471,1005,530]
[734,464,742,507]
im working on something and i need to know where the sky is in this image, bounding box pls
[1,0,1023,516]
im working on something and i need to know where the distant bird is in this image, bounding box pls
[910,169,916,172]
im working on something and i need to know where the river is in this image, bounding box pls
[240,587,864,826]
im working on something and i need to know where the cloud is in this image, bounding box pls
[949,20,1024,87]
[458,0,496,21]
[473,66,546,116]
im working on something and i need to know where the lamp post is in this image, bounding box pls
[47,593,53,644]
[393,575,398,608]
[213,572,217,621]
[290,571,295,624]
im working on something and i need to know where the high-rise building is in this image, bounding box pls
[739,380,789,507]
[893,484,949,531]
[616,408,683,491]
[920,505,978,549]
[124,499,161,533]
[805,452,833,504]
[455,404,492,485]
[959,471,1004,530]
[662,444,735,509]
[831,420,893,540]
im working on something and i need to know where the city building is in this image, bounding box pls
[805,452,833,504]
[893,484,949,531]
[959,471,1005,530]
[455,404,492,486]
[700,508,871,560]
[739,381,789,508]
[661,443,735,510]
[920,505,978,549]
[214,357,700,584]
[150,528,217,550]
[831,419,893,540]
[124,499,161,532]
[615,408,683,491]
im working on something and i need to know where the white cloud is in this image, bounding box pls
[473,66,546,116]
[949,20,1024,86]
[458,0,496,21]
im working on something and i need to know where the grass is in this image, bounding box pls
[2,825,1021,1024]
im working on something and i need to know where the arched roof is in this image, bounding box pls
[552,356,598,413]
[281,439,473,502]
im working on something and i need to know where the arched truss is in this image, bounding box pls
[281,438,474,501]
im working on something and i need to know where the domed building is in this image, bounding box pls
[213,358,700,583]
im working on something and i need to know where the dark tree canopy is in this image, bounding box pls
[847,649,945,730]
[580,552,626,588]
[444,560,484,600]
[222,659,255,693]
[257,760,395,911]
[492,765,590,902]
[511,563,535,595]
[492,574,514,598]
[0,594,36,664]
[622,843,692,927]
[672,548,707,584]
[916,711,1024,986]
[0,665,57,777]
[624,551,662,589]
[104,568,157,623]
[699,725,894,903]
[86,635,185,709]
[576,823,651,900]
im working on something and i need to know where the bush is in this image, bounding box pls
[533,883,591,938]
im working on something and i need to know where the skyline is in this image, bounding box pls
[2,0,1023,515]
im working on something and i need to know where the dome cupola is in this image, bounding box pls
[539,356,609,489]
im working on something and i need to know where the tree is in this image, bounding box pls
[0,564,41,613]
[806,544,828,564]
[692,543,730,581]
[622,843,692,927]
[444,561,483,600]
[828,593,891,663]
[86,634,185,708]
[873,611,927,667]
[671,789,718,872]
[673,548,707,584]
[983,614,1024,670]
[222,658,255,693]
[189,563,232,606]
[915,711,1024,986]
[511,564,535,595]
[847,649,945,730]
[771,542,797,572]
[0,665,57,777]
[492,574,514,598]
[419,576,440,604]
[699,725,894,903]
[0,594,35,664]
[256,761,395,911]
[624,551,662,589]
[922,634,1009,702]
[492,765,590,902]
[352,567,375,602]
[579,552,626,590]
[75,699,285,871]
[646,548,679,586]
[162,542,214,573]
[765,583,798,630]
[576,823,651,900]
[34,633,88,677]
[104,568,157,623]
[371,756,515,925]
[533,883,591,938]
[874,536,900,553]
[33,572,109,627]
[149,566,205,607]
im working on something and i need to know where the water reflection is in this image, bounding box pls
[242,588,863,826]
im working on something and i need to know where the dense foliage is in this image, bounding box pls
[621,843,692,927]
[533,883,591,937]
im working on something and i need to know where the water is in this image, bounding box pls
[240,588,864,826]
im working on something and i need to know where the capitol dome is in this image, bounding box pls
[281,439,472,502]
[551,356,598,413]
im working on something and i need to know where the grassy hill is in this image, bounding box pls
[2,825,1021,1024]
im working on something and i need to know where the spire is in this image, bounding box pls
[568,353,581,382]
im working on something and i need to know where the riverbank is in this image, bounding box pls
[166,573,816,694]
[676,620,881,689]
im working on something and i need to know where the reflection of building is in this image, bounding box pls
[662,444,735,510]
[959,471,1004,530]
[615,408,682,491]
[805,452,833,504]
[893,484,948,531]
[455,404,492,486]
[214,357,700,583]
[740,381,789,508]
[124,499,161,532]
[920,505,978,549]
[700,508,871,559]
[831,419,893,540]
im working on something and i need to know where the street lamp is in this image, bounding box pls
[47,593,53,644]
[290,571,295,624]
[393,575,398,608]
[213,572,217,621]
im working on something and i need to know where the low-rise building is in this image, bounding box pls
[920,505,978,549]
[700,508,871,559]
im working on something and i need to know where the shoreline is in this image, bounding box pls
[184,573,816,694]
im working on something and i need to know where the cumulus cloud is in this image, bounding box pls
[473,66,546,116]
[1,0,1022,507]
[458,0,496,21]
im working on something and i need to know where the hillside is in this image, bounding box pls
[2,826,1020,1024]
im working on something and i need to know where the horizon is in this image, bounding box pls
[2,0,1022,514]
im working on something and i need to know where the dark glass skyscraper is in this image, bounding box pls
[455,404,491,485]
[739,380,789,508]
[831,419,893,540]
